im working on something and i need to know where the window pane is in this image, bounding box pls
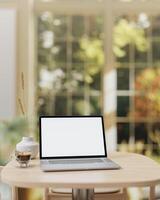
[55,96,67,115]
[135,68,146,92]
[89,66,101,90]
[72,96,85,115]
[38,93,50,115]
[117,96,129,117]
[54,41,67,63]
[150,122,160,154]
[72,16,85,38]
[38,13,67,39]
[117,68,129,90]
[117,123,130,143]
[88,16,104,38]
[148,98,160,118]
[135,67,160,118]
[72,41,83,63]
[52,15,67,39]
[152,16,160,37]
[135,123,148,144]
[134,95,148,118]
[135,48,148,63]
[70,65,85,94]
[68,69,84,94]
[115,45,130,63]
[90,96,101,114]
[152,40,160,63]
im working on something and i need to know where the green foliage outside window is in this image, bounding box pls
[37,14,148,116]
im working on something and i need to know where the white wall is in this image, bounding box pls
[0,9,16,119]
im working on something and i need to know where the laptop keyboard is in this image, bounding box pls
[48,159,103,165]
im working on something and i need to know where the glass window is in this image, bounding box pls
[37,13,104,116]
[117,68,129,90]
[117,123,130,143]
[115,14,160,155]
[35,3,160,158]
[117,96,130,117]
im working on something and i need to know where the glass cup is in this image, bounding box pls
[15,151,31,168]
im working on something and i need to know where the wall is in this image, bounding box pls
[0,9,16,119]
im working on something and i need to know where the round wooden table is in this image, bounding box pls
[1,152,160,200]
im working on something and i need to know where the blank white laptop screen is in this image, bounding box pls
[40,117,106,158]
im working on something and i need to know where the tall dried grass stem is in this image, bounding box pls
[21,72,25,90]
[18,98,25,115]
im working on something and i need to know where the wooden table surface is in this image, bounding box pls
[2,152,160,189]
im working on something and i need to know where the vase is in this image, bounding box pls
[16,136,39,159]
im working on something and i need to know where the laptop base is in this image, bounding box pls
[40,158,121,172]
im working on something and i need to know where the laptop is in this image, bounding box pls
[39,116,120,171]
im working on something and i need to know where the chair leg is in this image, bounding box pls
[72,189,94,200]
[122,188,128,200]
[43,188,50,200]
[11,187,18,200]
[149,186,155,200]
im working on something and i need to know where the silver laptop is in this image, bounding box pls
[39,116,120,171]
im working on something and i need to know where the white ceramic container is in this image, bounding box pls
[16,136,39,159]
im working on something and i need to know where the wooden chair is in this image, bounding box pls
[44,187,127,200]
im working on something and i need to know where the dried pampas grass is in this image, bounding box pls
[18,72,26,115]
